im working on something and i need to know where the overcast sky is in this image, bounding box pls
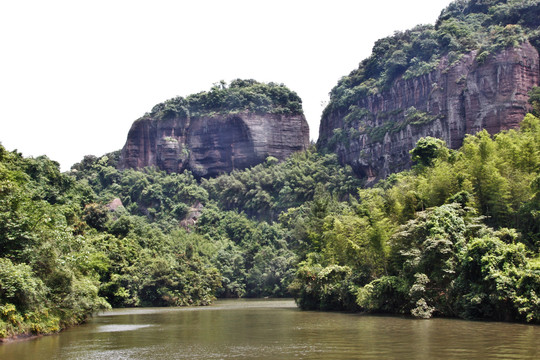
[0,0,454,171]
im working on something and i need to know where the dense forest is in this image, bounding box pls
[2,106,539,337]
[2,0,540,340]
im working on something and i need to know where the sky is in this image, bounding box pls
[0,0,454,171]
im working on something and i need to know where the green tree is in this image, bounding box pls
[529,86,540,117]
[410,136,448,167]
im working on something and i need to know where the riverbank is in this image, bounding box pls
[0,333,43,344]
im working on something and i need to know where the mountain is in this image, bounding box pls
[118,80,310,177]
[318,0,540,182]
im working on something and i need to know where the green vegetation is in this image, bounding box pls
[321,0,540,145]
[289,113,540,322]
[0,150,110,338]
[1,111,539,338]
[1,144,357,338]
[202,149,361,220]
[147,79,303,121]
[364,107,445,143]
[530,86,540,117]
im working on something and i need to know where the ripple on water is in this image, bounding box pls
[95,324,153,333]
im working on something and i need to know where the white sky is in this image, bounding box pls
[0,0,454,171]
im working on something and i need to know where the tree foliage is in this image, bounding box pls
[146,79,303,120]
[289,114,540,322]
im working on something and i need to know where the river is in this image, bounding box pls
[1,299,538,359]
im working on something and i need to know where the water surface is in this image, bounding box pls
[1,299,538,359]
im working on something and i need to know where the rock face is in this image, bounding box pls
[119,111,309,177]
[318,42,539,182]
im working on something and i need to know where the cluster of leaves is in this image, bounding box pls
[72,155,208,230]
[70,146,363,301]
[0,148,223,338]
[357,205,539,321]
[147,79,303,121]
[195,207,297,298]
[70,157,300,301]
[0,133,362,340]
[88,226,222,308]
[364,107,445,143]
[287,113,540,322]
[530,86,540,117]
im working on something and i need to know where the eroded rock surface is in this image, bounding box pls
[119,111,309,177]
[318,42,539,182]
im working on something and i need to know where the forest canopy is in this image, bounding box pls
[2,111,539,339]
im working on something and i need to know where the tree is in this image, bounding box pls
[529,86,540,116]
[455,233,540,322]
[410,136,448,167]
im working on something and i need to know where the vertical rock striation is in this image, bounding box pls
[119,111,309,177]
[318,42,539,182]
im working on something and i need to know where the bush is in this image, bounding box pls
[0,258,48,312]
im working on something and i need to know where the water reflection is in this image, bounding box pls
[1,299,538,359]
[95,325,153,333]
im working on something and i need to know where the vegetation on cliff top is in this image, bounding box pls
[146,79,303,121]
[321,0,540,128]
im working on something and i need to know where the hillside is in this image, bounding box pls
[2,110,539,340]
[318,0,540,182]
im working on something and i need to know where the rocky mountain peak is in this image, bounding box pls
[118,80,310,176]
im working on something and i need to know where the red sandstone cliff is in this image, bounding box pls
[318,42,539,182]
[119,111,309,177]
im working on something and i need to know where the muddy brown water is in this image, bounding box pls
[1,299,538,359]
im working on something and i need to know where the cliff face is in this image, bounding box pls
[119,111,309,177]
[319,42,539,182]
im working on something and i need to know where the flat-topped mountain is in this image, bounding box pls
[118,80,310,177]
